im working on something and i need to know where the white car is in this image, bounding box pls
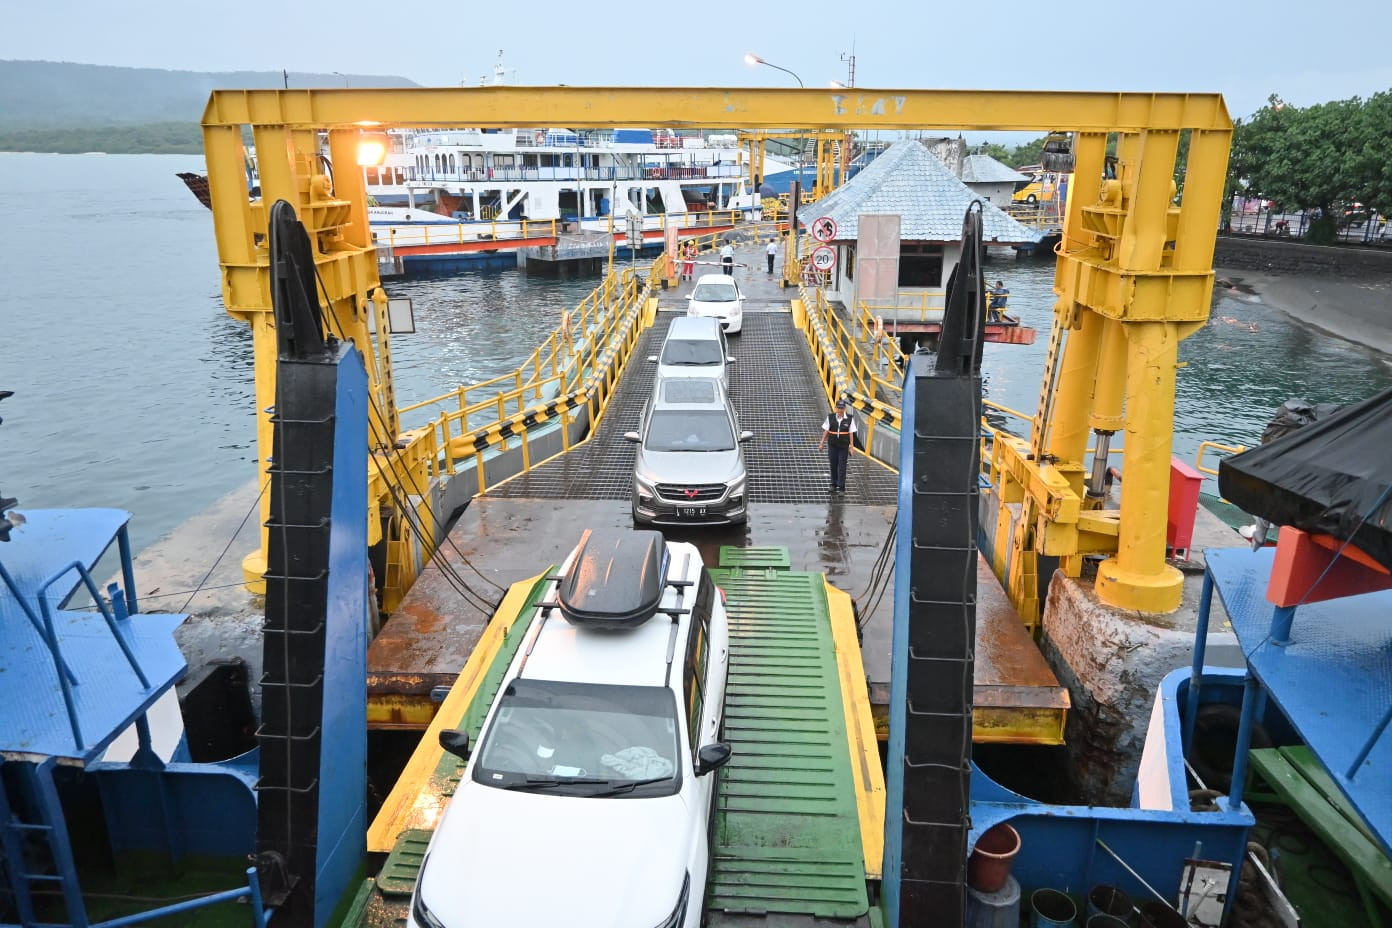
[409,530,732,928]
[686,273,744,334]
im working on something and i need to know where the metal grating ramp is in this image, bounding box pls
[487,312,898,505]
[705,563,871,924]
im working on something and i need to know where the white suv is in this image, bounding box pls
[408,530,731,928]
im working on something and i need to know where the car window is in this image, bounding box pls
[645,410,735,452]
[660,338,724,366]
[692,282,737,302]
[472,679,681,795]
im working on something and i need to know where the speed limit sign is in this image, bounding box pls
[811,216,838,243]
[810,246,837,272]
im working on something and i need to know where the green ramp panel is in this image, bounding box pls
[706,563,871,924]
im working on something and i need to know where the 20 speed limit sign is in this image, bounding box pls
[811,216,838,242]
[810,246,837,272]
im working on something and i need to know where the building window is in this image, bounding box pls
[845,245,856,281]
[899,242,943,287]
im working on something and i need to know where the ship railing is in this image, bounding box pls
[379,218,558,249]
[388,267,657,500]
[1195,440,1247,479]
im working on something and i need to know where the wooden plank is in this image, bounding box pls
[1249,748,1392,908]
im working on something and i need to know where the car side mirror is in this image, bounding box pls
[738,431,754,443]
[647,355,658,363]
[726,356,737,364]
[695,742,732,776]
[439,729,470,760]
[685,294,694,300]
[623,431,641,443]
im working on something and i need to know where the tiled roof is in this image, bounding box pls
[802,141,1041,244]
[961,153,1031,184]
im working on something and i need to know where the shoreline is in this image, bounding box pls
[1216,265,1392,357]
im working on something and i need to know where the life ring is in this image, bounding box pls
[535,130,546,145]
[1187,703,1272,792]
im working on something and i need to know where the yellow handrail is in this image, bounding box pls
[1195,440,1246,478]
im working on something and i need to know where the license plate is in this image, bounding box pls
[681,507,707,518]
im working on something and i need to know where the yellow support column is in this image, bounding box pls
[1096,321,1183,611]
[1095,128,1185,612]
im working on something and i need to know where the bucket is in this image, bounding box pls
[1086,917,1130,928]
[967,823,1021,892]
[966,874,1020,928]
[1138,900,1187,928]
[1087,885,1135,924]
[1030,888,1078,928]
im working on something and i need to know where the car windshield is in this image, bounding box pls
[660,338,724,366]
[472,679,681,796]
[692,283,737,302]
[645,409,735,452]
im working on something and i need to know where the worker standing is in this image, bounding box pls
[720,240,735,275]
[816,398,857,493]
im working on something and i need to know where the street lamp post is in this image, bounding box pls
[744,54,806,285]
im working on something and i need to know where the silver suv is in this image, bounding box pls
[648,316,735,394]
[625,376,752,526]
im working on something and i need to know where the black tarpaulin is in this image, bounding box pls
[1219,386,1392,571]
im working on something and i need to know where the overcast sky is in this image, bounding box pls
[6,0,1390,126]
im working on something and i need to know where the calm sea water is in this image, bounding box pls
[5,153,1389,554]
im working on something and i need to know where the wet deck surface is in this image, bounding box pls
[367,242,1067,739]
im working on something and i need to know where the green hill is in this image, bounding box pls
[0,59,419,151]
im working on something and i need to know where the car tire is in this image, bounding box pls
[1026,194,1038,205]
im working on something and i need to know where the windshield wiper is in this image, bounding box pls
[500,774,609,791]
[590,775,673,797]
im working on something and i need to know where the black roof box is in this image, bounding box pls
[557,530,670,629]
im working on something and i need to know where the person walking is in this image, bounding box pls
[720,240,735,275]
[817,397,857,493]
[766,238,778,275]
[682,241,696,281]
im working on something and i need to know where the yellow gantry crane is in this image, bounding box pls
[202,87,1231,621]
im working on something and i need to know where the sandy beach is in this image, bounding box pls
[1217,266,1392,356]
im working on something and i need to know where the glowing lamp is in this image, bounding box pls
[356,132,389,167]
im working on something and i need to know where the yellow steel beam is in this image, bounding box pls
[202,87,1231,132]
[205,84,1232,619]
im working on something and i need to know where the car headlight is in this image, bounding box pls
[726,474,746,498]
[651,872,690,928]
[411,884,447,928]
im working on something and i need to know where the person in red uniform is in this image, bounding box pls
[817,397,858,493]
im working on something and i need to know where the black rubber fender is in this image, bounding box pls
[1188,703,1272,792]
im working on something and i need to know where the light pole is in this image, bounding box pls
[744,54,806,283]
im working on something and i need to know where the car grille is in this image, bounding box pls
[655,483,727,502]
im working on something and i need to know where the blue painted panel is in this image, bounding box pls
[312,344,370,928]
[1207,546,1392,853]
[1,508,187,761]
[90,762,258,858]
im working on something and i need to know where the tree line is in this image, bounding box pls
[1230,92,1391,243]
[0,122,203,154]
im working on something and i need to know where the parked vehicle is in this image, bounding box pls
[686,274,744,334]
[410,529,731,928]
[625,376,752,526]
[648,316,735,393]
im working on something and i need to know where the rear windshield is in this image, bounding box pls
[692,282,737,302]
[645,409,735,451]
[660,338,724,366]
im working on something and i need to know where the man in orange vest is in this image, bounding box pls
[817,397,858,494]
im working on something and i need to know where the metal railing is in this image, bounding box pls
[857,290,948,325]
[375,218,557,248]
[1195,440,1247,478]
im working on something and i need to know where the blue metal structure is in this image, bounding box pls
[1192,547,1392,854]
[0,509,266,928]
